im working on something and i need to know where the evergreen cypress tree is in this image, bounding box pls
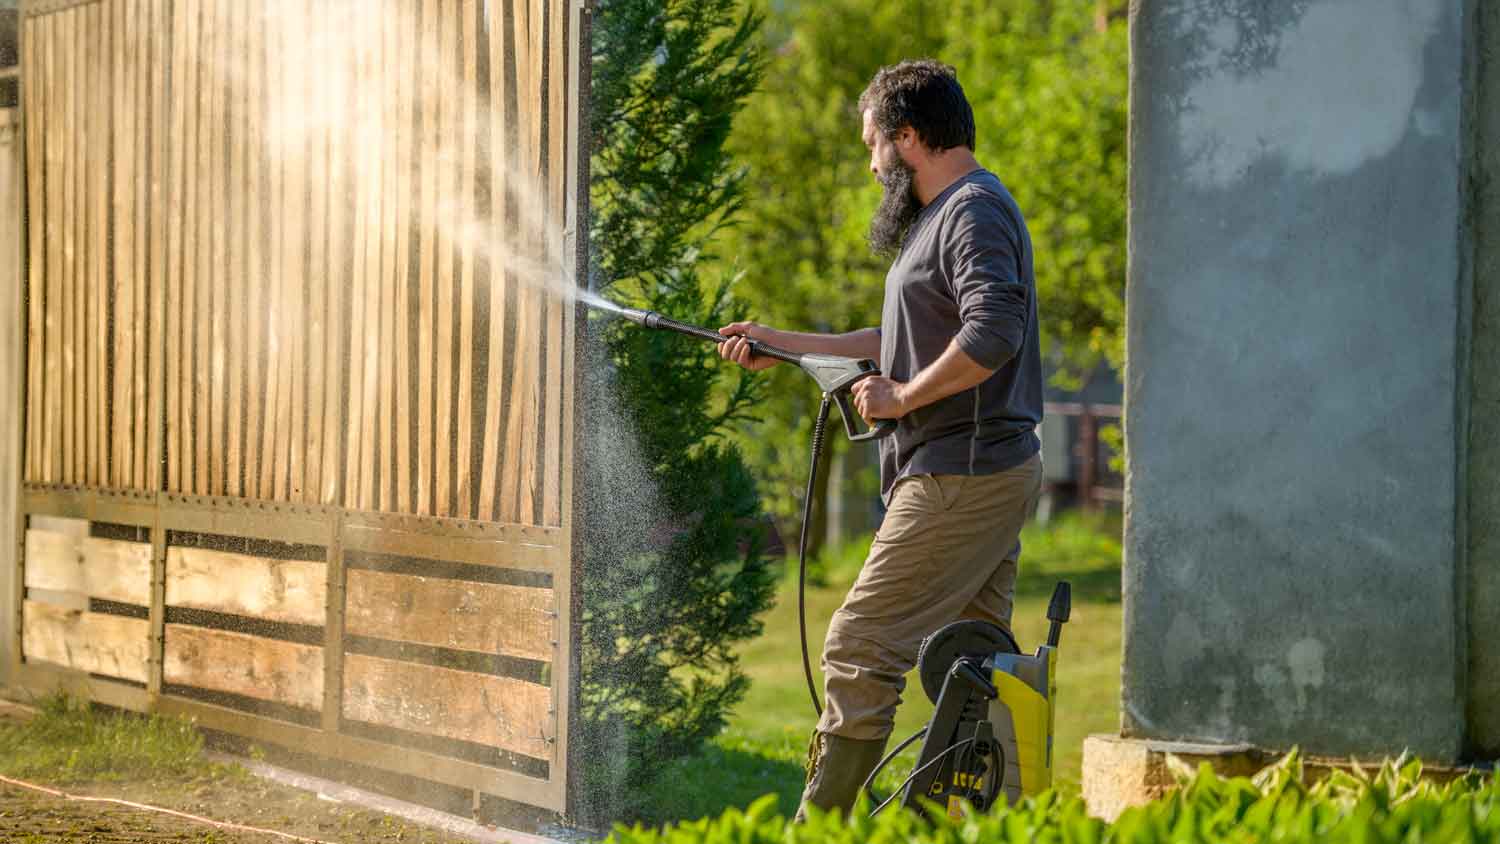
[578,0,774,822]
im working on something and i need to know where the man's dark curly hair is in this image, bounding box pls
[858,59,976,151]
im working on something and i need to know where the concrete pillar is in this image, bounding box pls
[1115,0,1497,779]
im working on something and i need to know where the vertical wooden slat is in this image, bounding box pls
[99,1,111,489]
[434,0,457,518]
[245,1,267,500]
[71,6,85,486]
[304,0,329,505]
[544,0,566,526]
[456,0,478,519]
[114,0,133,490]
[86,2,103,489]
[394,0,414,514]
[415,0,438,516]
[268,0,292,500]
[45,15,62,485]
[207,0,228,497]
[500,0,541,524]
[321,0,349,507]
[130,0,148,491]
[145,0,167,494]
[478,0,509,522]
[166,0,191,495]
[286,0,309,502]
[364,1,392,513]
[59,9,74,484]
[225,0,246,499]
[178,0,200,494]
[194,0,216,496]
[77,6,94,487]
[344,2,370,511]
[24,17,44,485]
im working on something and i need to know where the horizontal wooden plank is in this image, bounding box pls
[346,570,553,663]
[21,600,150,683]
[30,515,89,536]
[24,530,152,605]
[342,524,557,574]
[14,661,152,713]
[343,653,552,762]
[159,499,332,546]
[153,695,564,812]
[23,487,158,527]
[81,537,152,605]
[23,528,80,592]
[163,624,324,710]
[166,547,325,626]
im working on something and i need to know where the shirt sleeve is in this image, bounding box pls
[941,192,1029,370]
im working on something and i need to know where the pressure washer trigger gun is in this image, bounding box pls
[794,353,899,442]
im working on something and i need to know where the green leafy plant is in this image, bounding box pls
[606,751,1499,844]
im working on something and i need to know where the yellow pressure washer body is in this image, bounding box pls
[893,582,1071,817]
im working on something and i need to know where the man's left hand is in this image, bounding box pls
[852,376,908,422]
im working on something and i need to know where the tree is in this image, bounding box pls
[714,0,949,546]
[941,0,1129,380]
[578,0,776,822]
[717,0,1128,527]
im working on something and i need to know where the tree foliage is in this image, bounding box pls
[717,0,1128,525]
[580,0,776,823]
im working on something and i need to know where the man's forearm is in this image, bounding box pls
[897,340,995,413]
[761,327,880,360]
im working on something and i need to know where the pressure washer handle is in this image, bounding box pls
[833,391,898,442]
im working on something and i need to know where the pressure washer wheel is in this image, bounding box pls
[916,620,1020,703]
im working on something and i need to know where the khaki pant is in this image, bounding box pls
[816,453,1042,741]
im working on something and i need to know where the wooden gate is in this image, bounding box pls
[7,0,587,814]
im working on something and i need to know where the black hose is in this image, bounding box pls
[861,726,928,806]
[798,396,833,720]
[871,738,977,816]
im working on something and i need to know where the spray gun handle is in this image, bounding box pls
[832,390,898,442]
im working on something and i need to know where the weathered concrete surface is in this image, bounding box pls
[1468,0,1500,759]
[1124,0,1470,761]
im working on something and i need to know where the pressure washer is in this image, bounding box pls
[586,300,1070,817]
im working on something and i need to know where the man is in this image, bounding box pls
[719,59,1043,819]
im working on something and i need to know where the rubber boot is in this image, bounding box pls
[793,730,889,823]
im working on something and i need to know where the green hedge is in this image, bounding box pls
[609,752,1498,843]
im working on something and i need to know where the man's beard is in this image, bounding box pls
[867,155,920,258]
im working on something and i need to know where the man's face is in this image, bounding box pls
[862,109,921,258]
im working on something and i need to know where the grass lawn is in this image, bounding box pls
[640,511,1123,824]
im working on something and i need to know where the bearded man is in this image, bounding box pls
[719,59,1044,819]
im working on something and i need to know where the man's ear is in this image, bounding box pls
[896,125,917,150]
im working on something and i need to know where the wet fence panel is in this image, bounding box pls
[9,0,584,816]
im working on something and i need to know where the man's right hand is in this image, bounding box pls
[719,322,782,371]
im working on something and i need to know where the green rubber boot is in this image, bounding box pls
[793,730,889,823]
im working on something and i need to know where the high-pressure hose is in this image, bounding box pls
[798,396,834,719]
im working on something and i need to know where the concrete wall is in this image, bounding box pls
[1467,0,1500,759]
[1124,0,1474,761]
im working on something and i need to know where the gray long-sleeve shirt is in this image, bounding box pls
[877,168,1042,502]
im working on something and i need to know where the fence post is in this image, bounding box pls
[322,509,345,732]
[1078,407,1098,511]
[2,107,22,687]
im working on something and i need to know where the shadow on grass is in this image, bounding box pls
[635,737,805,825]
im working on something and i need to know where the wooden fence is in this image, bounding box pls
[7,0,587,816]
